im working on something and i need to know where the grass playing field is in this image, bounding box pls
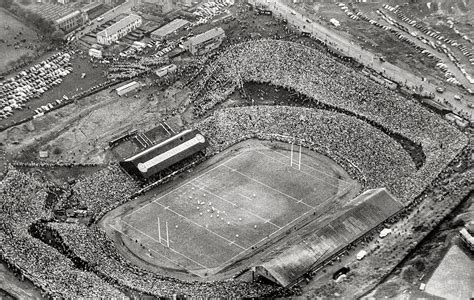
[110,141,357,277]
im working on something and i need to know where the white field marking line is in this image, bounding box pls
[237,193,282,229]
[215,232,272,270]
[270,149,353,184]
[221,164,314,209]
[150,201,247,251]
[255,150,341,189]
[191,182,282,230]
[120,220,209,269]
[109,224,185,269]
[215,181,357,270]
[123,151,245,219]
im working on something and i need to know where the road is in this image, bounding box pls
[249,0,474,120]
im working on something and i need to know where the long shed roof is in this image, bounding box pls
[121,129,208,178]
[97,14,141,38]
[260,188,402,287]
[151,19,189,38]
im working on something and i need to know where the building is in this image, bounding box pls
[97,14,142,45]
[39,150,49,158]
[120,129,208,179]
[55,10,86,33]
[143,0,173,13]
[459,222,474,252]
[255,188,403,287]
[183,27,225,55]
[81,2,103,18]
[180,0,192,7]
[116,81,140,96]
[150,19,189,41]
[88,48,103,59]
[155,64,177,77]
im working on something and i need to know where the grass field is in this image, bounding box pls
[113,143,354,276]
[0,9,41,74]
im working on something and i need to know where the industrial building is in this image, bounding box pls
[255,188,403,287]
[97,14,142,45]
[183,27,225,55]
[116,81,140,96]
[120,129,208,179]
[150,19,189,41]
[55,10,85,32]
[29,2,86,33]
[80,2,103,18]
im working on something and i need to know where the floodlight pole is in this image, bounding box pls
[298,144,302,170]
[166,221,170,248]
[158,217,161,243]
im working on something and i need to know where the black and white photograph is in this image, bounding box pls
[0,0,473,298]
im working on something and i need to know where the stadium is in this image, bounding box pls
[0,38,470,299]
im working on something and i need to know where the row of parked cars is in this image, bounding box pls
[0,52,72,120]
[193,0,233,21]
[388,5,472,59]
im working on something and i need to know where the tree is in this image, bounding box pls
[0,0,14,8]
[51,29,65,41]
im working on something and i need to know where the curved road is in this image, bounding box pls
[249,0,474,119]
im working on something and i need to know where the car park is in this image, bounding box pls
[0,52,72,121]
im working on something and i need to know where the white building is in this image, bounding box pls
[116,81,140,96]
[155,64,177,77]
[88,48,103,59]
[97,14,142,45]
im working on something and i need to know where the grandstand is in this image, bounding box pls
[120,129,208,179]
[255,188,402,287]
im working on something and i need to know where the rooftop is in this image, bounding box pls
[188,27,225,45]
[259,188,403,287]
[151,19,189,38]
[55,10,81,24]
[97,14,141,38]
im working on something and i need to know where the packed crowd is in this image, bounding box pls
[195,106,415,197]
[191,39,468,202]
[43,222,291,298]
[0,52,72,120]
[0,168,125,298]
[10,160,101,168]
[0,166,295,297]
[71,165,140,222]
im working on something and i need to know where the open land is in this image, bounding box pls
[0,9,42,75]
[425,244,473,299]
